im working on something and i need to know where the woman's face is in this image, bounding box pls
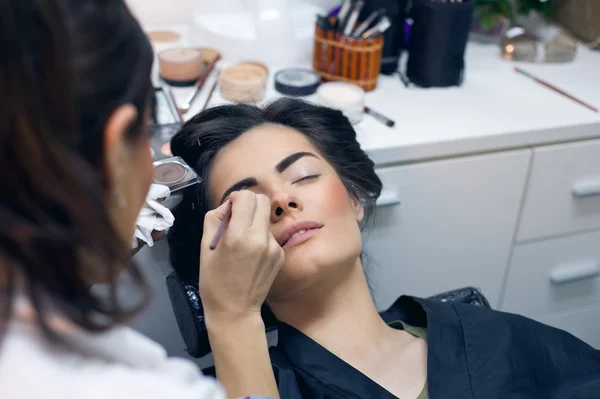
[209,124,364,301]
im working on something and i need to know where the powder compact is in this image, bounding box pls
[153,156,200,193]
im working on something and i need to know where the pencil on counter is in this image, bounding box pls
[364,106,395,127]
[514,67,598,113]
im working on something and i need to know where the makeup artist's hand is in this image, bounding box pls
[200,190,283,397]
[199,190,284,320]
[130,230,166,257]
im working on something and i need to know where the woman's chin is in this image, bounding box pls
[271,258,337,299]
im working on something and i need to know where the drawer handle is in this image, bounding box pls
[572,180,600,198]
[376,190,401,207]
[549,262,600,285]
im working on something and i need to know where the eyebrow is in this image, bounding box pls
[219,151,318,204]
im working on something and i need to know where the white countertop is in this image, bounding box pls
[169,40,600,166]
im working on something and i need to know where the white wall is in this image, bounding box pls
[126,0,340,27]
[126,0,196,26]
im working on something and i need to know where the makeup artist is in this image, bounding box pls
[0,1,282,399]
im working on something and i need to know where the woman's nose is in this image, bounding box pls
[271,190,301,221]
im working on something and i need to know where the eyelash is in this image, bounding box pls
[294,174,320,184]
[226,175,319,201]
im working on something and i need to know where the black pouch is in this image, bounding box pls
[406,0,473,87]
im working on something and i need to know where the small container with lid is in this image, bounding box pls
[274,68,321,97]
[158,47,205,87]
[219,63,269,103]
[317,82,365,124]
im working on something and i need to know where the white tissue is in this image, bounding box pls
[132,184,175,249]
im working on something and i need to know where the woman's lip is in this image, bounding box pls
[277,220,324,246]
[282,227,322,249]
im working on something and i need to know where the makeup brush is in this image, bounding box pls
[343,1,365,37]
[201,71,220,112]
[335,0,352,32]
[353,9,385,37]
[365,106,395,127]
[362,16,391,39]
[514,67,598,113]
[209,202,232,250]
[180,56,221,113]
[167,87,185,124]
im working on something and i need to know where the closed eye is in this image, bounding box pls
[294,175,320,184]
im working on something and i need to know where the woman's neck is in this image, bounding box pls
[269,260,396,360]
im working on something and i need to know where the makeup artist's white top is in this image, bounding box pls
[0,298,225,399]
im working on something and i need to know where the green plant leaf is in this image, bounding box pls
[517,0,553,18]
[474,0,513,21]
[479,7,501,31]
[498,0,514,20]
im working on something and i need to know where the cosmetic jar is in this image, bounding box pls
[158,47,205,86]
[219,63,269,103]
[317,82,365,124]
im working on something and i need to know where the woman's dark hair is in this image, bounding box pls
[169,98,383,286]
[0,0,154,339]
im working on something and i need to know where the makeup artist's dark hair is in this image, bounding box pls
[168,98,383,285]
[0,0,153,340]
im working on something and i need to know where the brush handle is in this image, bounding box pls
[514,67,598,113]
[209,202,232,250]
[364,106,395,127]
[181,59,219,112]
[201,71,220,112]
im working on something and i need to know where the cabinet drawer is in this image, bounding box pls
[364,150,531,310]
[502,230,600,318]
[541,305,600,349]
[517,139,600,242]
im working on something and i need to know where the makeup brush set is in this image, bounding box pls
[313,1,390,93]
[315,0,475,90]
[319,1,391,40]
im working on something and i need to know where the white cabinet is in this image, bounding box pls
[363,150,532,311]
[502,230,600,319]
[517,138,600,242]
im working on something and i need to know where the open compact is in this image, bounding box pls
[153,156,200,193]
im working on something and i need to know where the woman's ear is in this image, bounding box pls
[103,104,138,194]
[351,196,365,223]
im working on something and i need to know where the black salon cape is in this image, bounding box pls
[268,296,600,399]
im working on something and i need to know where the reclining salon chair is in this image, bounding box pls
[166,271,491,359]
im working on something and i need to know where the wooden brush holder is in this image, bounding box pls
[313,24,384,92]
